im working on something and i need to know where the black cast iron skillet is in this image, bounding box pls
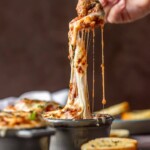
[45,114,114,150]
[0,127,55,150]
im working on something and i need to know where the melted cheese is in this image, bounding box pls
[92,30,95,112]
[4,98,61,113]
[43,0,104,119]
[101,25,107,107]
[0,111,46,129]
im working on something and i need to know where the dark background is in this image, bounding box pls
[0,0,150,110]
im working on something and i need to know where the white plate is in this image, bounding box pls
[112,119,150,134]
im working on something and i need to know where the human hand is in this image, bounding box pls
[99,0,150,23]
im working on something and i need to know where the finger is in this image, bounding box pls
[99,0,107,7]
[99,0,119,7]
[120,8,132,23]
[107,0,126,23]
[107,0,120,5]
[100,0,120,23]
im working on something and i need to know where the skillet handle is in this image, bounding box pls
[16,127,55,138]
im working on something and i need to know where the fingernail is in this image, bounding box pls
[100,0,107,7]
[118,0,125,8]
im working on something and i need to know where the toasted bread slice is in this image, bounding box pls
[95,102,129,116]
[110,129,130,138]
[122,109,150,120]
[81,138,137,150]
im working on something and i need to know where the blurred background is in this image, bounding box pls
[0,0,150,110]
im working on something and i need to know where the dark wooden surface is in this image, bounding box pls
[0,0,150,110]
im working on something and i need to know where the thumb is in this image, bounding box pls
[106,0,126,23]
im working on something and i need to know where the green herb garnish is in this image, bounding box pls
[29,111,37,120]
[37,105,44,109]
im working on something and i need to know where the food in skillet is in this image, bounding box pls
[0,111,46,129]
[43,0,105,119]
[81,137,137,150]
[3,98,61,113]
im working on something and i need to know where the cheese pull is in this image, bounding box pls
[43,0,105,119]
[81,138,138,150]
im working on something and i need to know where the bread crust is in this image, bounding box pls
[122,109,150,120]
[81,138,137,150]
[95,102,129,116]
